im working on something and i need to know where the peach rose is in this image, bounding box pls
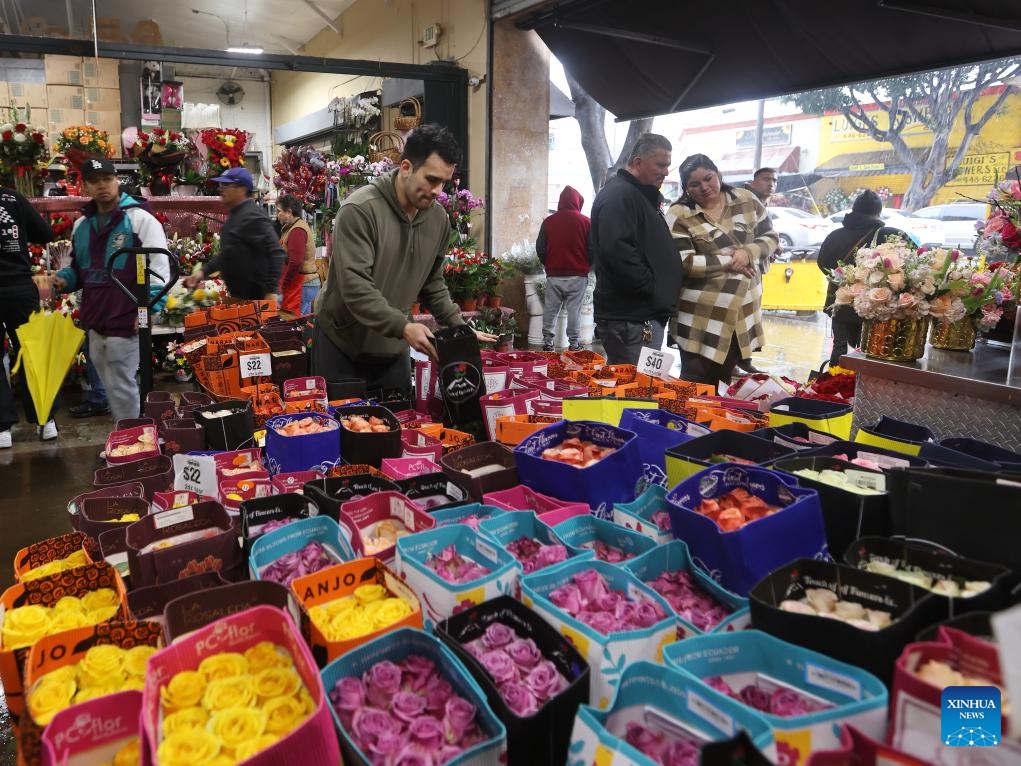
[868,287,892,304]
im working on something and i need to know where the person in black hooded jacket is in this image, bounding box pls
[817,190,908,366]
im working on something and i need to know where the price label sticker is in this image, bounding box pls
[137,307,148,330]
[173,453,217,497]
[154,505,195,529]
[637,346,677,380]
[240,353,272,379]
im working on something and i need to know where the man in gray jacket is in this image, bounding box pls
[313,124,494,395]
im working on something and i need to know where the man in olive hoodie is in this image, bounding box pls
[313,124,494,395]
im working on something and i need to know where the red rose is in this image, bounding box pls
[1001,220,1021,250]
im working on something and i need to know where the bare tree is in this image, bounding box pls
[566,73,654,191]
[788,59,1020,210]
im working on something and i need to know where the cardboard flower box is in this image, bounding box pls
[520,559,675,709]
[494,413,561,446]
[804,725,929,766]
[496,351,548,377]
[303,473,399,523]
[249,516,355,582]
[665,463,826,595]
[335,405,402,467]
[126,571,226,623]
[612,485,674,545]
[320,627,507,766]
[143,389,176,422]
[552,514,658,565]
[93,455,173,501]
[664,429,797,486]
[160,417,206,455]
[264,411,341,475]
[479,511,592,576]
[77,495,151,540]
[748,422,841,452]
[142,605,340,766]
[664,630,887,766]
[769,396,854,440]
[283,375,329,413]
[40,690,142,766]
[290,557,422,667]
[617,408,711,482]
[395,471,471,511]
[192,398,256,451]
[853,415,934,456]
[514,420,643,517]
[104,424,160,466]
[270,469,323,494]
[435,595,590,766]
[381,456,442,480]
[13,532,90,583]
[67,483,144,523]
[396,524,519,628]
[339,491,436,564]
[400,427,444,461]
[482,484,589,525]
[162,579,297,643]
[240,491,321,554]
[429,502,509,530]
[441,441,520,501]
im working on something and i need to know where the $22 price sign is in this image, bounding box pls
[240,352,272,379]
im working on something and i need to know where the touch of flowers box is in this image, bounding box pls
[381,456,442,481]
[264,412,341,475]
[40,690,144,766]
[520,559,675,709]
[19,620,164,765]
[612,485,674,545]
[435,595,590,766]
[441,441,520,501]
[617,408,711,482]
[290,557,422,667]
[340,491,437,565]
[396,524,519,629]
[569,660,775,766]
[321,626,507,766]
[248,516,355,585]
[13,532,91,583]
[552,514,658,566]
[0,561,128,725]
[513,420,644,518]
[240,492,321,555]
[303,473,399,523]
[664,630,887,766]
[141,605,340,766]
[665,463,827,595]
[624,540,750,639]
[396,471,472,512]
[853,415,935,456]
[401,427,444,461]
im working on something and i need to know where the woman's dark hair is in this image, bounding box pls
[401,123,462,169]
[678,153,734,206]
[277,194,304,217]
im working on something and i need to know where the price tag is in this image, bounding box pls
[173,453,217,498]
[240,353,272,379]
[637,346,677,380]
[846,469,886,492]
[154,505,195,529]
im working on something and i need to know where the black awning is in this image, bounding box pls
[518,1,1021,119]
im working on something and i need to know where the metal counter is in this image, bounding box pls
[841,343,1021,450]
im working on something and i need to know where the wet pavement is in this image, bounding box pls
[0,311,834,763]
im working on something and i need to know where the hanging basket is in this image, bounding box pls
[367,131,405,164]
[394,97,422,131]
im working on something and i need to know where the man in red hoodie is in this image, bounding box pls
[536,186,591,351]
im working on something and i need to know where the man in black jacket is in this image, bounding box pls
[817,189,907,366]
[589,133,683,364]
[185,167,285,299]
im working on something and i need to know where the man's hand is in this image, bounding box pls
[403,322,438,361]
[474,330,499,344]
[183,270,204,289]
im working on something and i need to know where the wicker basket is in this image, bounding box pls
[368,131,405,164]
[394,97,422,131]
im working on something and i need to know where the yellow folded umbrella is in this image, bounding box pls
[12,311,85,425]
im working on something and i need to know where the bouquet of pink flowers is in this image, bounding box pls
[329,655,487,764]
[925,247,1016,329]
[624,721,704,766]
[505,536,567,573]
[829,237,937,321]
[548,568,667,635]
[426,544,491,583]
[461,622,568,717]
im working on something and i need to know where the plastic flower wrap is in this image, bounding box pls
[328,655,486,765]
[547,568,667,635]
[461,622,568,717]
[499,239,545,276]
[828,236,936,320]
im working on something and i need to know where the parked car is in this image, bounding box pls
[827,208,946,248]
[767,207,837,249]
[909,202,988,251]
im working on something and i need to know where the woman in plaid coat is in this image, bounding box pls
[666,154,778,386]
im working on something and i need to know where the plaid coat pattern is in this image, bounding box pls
[666,187,778,364]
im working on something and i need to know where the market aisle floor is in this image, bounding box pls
[0,310,834,761]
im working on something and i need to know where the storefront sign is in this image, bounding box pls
[830,108,931,142]
[849,162,885,172]
[946,151,1011,187]
[735,124,791,149]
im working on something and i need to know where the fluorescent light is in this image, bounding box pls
[226,45,264,54]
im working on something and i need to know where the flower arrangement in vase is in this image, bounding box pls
[927,248,1015,333]
[162,340,193,383]
[438,184,484,250]
[132,127,193,195]
[0,105,48,198]
[976,177,1021,343]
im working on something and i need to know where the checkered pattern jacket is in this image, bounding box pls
[666,187,778,364]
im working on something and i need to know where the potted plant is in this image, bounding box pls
[468,307,518,351]
[174,168,206,196]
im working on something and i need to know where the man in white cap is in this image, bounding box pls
[185,167,285,299]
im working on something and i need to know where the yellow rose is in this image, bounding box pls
[43,665,79,686]
[163,706,209,737]
[328,614,376,641]
[207,706,267,751]
[123,645,157,678]
[198,652,248,681]
[28,675,77,725]
[3,604,51,648]
[112,737,140,766]
[193,288,207,302]
[262,695,307,736]
[297,688,317,715]
[73,684,124,704]
[243,642,292,673]
[78,645,125,688]
[207,758,235,766]
[366,597,413,629]
[21,560,65,581]
[324,596,359,619]
[49,608,91,634]
[166,296,179,310]
[86,605,121,625]
[252,667,301,700]
[157,730,221,766]
[203,675,256,711]
[161,670,206,711]
[53,596,85,614]
[233,734,280,762]
[354,584,388,604]
[120,676,145,692]
[82,588,119,612]
[65,550,90,567]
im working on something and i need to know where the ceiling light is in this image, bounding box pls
[226,45,264,54]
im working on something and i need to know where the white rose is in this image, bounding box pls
[13,133,26,143]
[0,123,12,132]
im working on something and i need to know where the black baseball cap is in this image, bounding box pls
[81,157,117,181]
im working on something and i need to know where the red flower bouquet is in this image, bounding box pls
[200,128,248,178]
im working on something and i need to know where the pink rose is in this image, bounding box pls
[479,649,518,684]
[549,584,582,613]
[364,660,403,707]
[596,591,623,613]
[578,610,617,634]
[505,638,542,669]
[661,737,700,766]
[524,660,563,701]
[481,622,515,650]
[463,640,485,660]
[650,509,671,529]
[739,684,771,712]
[633,599,665,628]
[408,715,445,750]
[443,696,477,742]
[625,722,663,758]
[499,680,540,717]
[391,743,435,766]
[534,544,567,570]
[887,272,906,291]
[402,655,437,693]
[424,675,454,714]
[613,600,636,627]
[770,688,815,717]
[897,292,918,310]
[329,676,365,723]
[572,568,609,602]
[369,730,407,762]
[391,690,428,723]
[352,707,400,748]
[705,676,736,697]
[867,287,892,304]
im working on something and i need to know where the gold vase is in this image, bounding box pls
[861,317,929,362]
[930,317,977,351]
